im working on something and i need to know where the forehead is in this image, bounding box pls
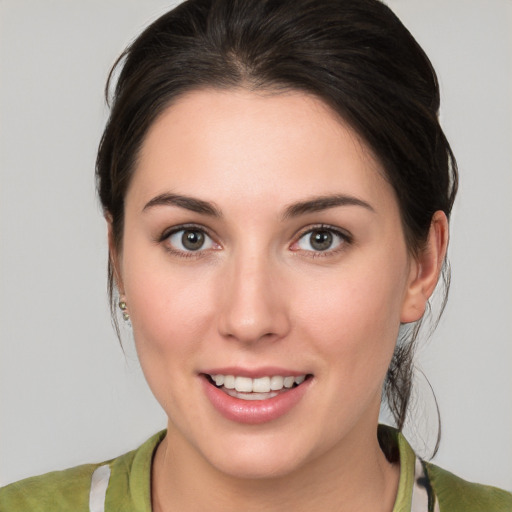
[128,88,395,214]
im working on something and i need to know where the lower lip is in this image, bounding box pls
[201,376,312,425]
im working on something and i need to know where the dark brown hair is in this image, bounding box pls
[96,0,458,441]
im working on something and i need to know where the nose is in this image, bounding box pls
[217,252,291,344]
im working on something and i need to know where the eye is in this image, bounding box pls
[294,227,348,253]
[166,228,216,253]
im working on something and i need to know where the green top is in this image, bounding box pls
[1,427,510,511]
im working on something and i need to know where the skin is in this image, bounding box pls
[111,89,448,511]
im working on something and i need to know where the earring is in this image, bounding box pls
[118,299,130,321]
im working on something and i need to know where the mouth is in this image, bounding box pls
[203,373,312,401]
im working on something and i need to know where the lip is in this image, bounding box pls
[200,372,312,425]
[201,366,307,379]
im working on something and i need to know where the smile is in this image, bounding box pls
[207,374,307,400]
[201,371,313,424]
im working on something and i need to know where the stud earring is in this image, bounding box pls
[118,299,130,321]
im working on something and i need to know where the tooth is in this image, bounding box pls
[283,376,294,388]
[294,375,305,385]
[224,375,235,389]
[236,391,278,401]
[212,374,305,393]
[252,376,271,393]
[269,376,284,390]
[235,376,253,392]
[225,389,279,401]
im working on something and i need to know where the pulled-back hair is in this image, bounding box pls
[96,0,458,440]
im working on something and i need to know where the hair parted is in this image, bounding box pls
[96,0,458,444]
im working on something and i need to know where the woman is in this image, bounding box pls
[1,0,511,510]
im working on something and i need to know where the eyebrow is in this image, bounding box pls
[142,193,222,217]
[142,192,374,219]
[283,194,375,219]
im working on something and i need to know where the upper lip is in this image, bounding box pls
[201,366,310,378]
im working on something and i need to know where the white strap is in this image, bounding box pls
[89,464,111,512]
[411,458,440,512]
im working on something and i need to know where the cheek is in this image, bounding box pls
[121,238,218,364]
[129,273,216,353]
[293,255,408,375]
[122,256,221,417]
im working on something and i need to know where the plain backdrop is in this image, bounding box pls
[1,0,511,491]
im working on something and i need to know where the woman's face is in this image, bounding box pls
[118,89,421,478]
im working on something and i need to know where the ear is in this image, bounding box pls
[106,214,125,295]
[401,211,449,323]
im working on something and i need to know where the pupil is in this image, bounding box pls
[310,230,332,251]
[182,230,204,250]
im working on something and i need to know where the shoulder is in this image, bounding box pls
[0,430,165,512]
[424,461,512,512]
[0,462,103,512]
[380,425,512,512]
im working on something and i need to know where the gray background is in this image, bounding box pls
[1,0,511,490]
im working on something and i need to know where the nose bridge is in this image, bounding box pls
[218,243,289,343]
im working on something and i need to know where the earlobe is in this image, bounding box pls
[108,222,131,323]
[107,215,125,295]
[400,211,449,323]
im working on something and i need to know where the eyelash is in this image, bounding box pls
[291,224,353,258]
[158,223,219,259]
[157,223,352,258]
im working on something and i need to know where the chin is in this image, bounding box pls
[208,444,308,480]
[188,423,325,481]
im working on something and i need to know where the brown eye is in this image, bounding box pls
[167,228,215,253]
[296,227,346,253]
[309,230,333,251]
[182,230,205,251]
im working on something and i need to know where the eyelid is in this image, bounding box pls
[156,222,351,257]
[290,224,353,254]
[157,223,213,241]
[157,223,221,256]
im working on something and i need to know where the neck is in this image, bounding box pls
[151,421,400,512]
